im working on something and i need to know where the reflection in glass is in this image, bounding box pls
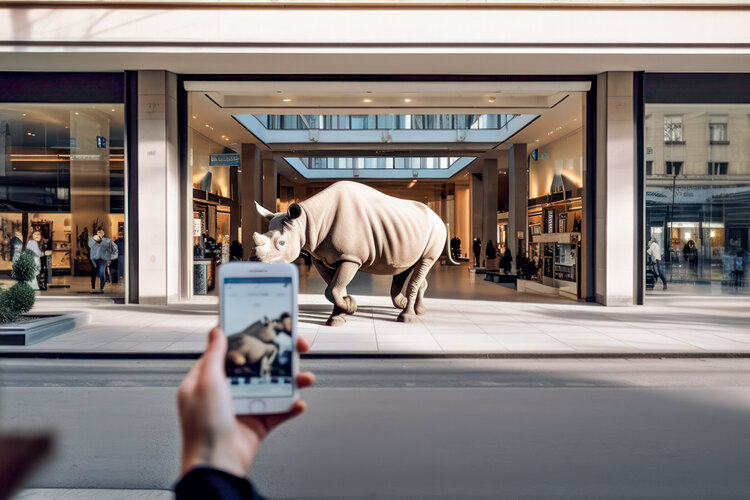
[645,103,750,296]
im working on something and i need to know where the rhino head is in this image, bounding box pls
[253,202,305,263]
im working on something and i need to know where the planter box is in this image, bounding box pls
[0,312,90,346]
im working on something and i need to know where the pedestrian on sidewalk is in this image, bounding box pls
[174,327,315,499]
[647,237,667,290]
[89,227,118,292]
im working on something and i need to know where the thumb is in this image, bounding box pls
[202,326,228,376]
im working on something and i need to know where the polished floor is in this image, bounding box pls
[4,263,749,355]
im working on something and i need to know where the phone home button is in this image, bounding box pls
[249,400,266,413]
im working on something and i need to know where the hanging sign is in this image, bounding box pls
[209,153,240,167]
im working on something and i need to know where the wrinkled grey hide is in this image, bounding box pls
[254,181,453,325]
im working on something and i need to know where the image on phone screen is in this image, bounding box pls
[222,277,294,398]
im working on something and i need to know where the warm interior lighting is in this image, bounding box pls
[282,98,292,102]
[363,98,373,103]
[404,98,412,103]
[406,179,417,189]
[488,96,496,103]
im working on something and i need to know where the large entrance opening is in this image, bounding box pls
[183,79,590,314]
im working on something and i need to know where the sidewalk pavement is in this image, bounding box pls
[1,294,748,356]
[14,489,171,499]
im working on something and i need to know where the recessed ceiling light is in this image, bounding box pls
[363,98,373,103]
[404,98,412,103]
[205,124,210,128]
[488,96,496,103]
[74,112,79,115]
[192,115,197,119]
[283,98,292,102]
[536,139,540,142]
[111,109,116,112]
[21,113,26,117]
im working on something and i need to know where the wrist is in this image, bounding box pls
[180,444,251,479]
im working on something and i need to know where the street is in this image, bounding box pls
[2,358,749,499]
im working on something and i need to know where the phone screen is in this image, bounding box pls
[222,276,294,399]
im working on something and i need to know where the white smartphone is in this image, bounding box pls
[219,262,299,414]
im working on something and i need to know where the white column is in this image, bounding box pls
[137,70,180,304]
[595,71,636,305]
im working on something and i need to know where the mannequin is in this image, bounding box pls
[25,231,46,290]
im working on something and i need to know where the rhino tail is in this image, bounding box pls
[443,226,460,266]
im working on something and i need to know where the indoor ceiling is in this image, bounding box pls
[188,81,586,182]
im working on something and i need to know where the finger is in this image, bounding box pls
[200,326,227,378]
[178,351,206,397]
[296,336,310,354]
[297,371,315,389]
[264,400,307,432]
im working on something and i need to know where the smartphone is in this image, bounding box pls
[219,262,299,414]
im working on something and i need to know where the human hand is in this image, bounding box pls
[177,327,314,478]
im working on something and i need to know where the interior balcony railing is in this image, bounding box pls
[262,114,516,131]
[299,156,459,170]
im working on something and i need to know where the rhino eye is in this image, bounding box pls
[278,240,286,246]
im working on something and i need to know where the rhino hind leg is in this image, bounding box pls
[390,268,412,309]
[397,259,435,323]
[415,280,428,315]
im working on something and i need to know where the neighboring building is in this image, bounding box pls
[0,1,748,305]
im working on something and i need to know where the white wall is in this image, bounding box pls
[529,128,583,199]
[1,7,750,74]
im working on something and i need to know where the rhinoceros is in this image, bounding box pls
[253,181,455,326]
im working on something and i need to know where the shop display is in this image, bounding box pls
[253,181,458,326]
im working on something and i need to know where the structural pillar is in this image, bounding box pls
[595,71,636,305]
[508,143,528,272]
[261,154,277,230]
[482,158,499,267]
[136,70,179,304]
[470,173,483,266]
[240,143,262,259]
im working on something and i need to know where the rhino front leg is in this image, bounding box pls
[325,261,360,326]
[398,259,435,323]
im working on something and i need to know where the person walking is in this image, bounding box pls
[111,229,125,284]
[683,239,698,279]
[89,227,118,292]
[647,237,667,290]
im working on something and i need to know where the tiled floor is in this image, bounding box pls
[3,289,749,355]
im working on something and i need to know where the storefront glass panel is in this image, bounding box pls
[644,103,750,296]
[0,103,125,297]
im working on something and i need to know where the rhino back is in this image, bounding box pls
[300,181,443,273]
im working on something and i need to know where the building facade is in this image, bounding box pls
[1,1,748,306]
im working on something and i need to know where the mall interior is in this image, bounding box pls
[1,71,749,308]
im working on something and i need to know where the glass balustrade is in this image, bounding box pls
[297,157,462,170]
[262,114,516,131]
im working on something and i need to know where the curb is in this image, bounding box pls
[0,351,748,360]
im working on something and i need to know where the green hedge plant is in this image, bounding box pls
[1,250,37,323]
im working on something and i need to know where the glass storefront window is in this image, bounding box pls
[645,103,750,296]
[0,103,125,297]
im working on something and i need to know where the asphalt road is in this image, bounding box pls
[1,358,749,499]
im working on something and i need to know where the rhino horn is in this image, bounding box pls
[255,201,276,221]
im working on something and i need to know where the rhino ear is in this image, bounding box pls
[255,201,276,221]
[287,203,302,220]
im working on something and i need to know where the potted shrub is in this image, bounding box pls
[1,250,37,323]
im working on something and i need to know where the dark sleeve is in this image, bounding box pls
[174,467,265,500]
